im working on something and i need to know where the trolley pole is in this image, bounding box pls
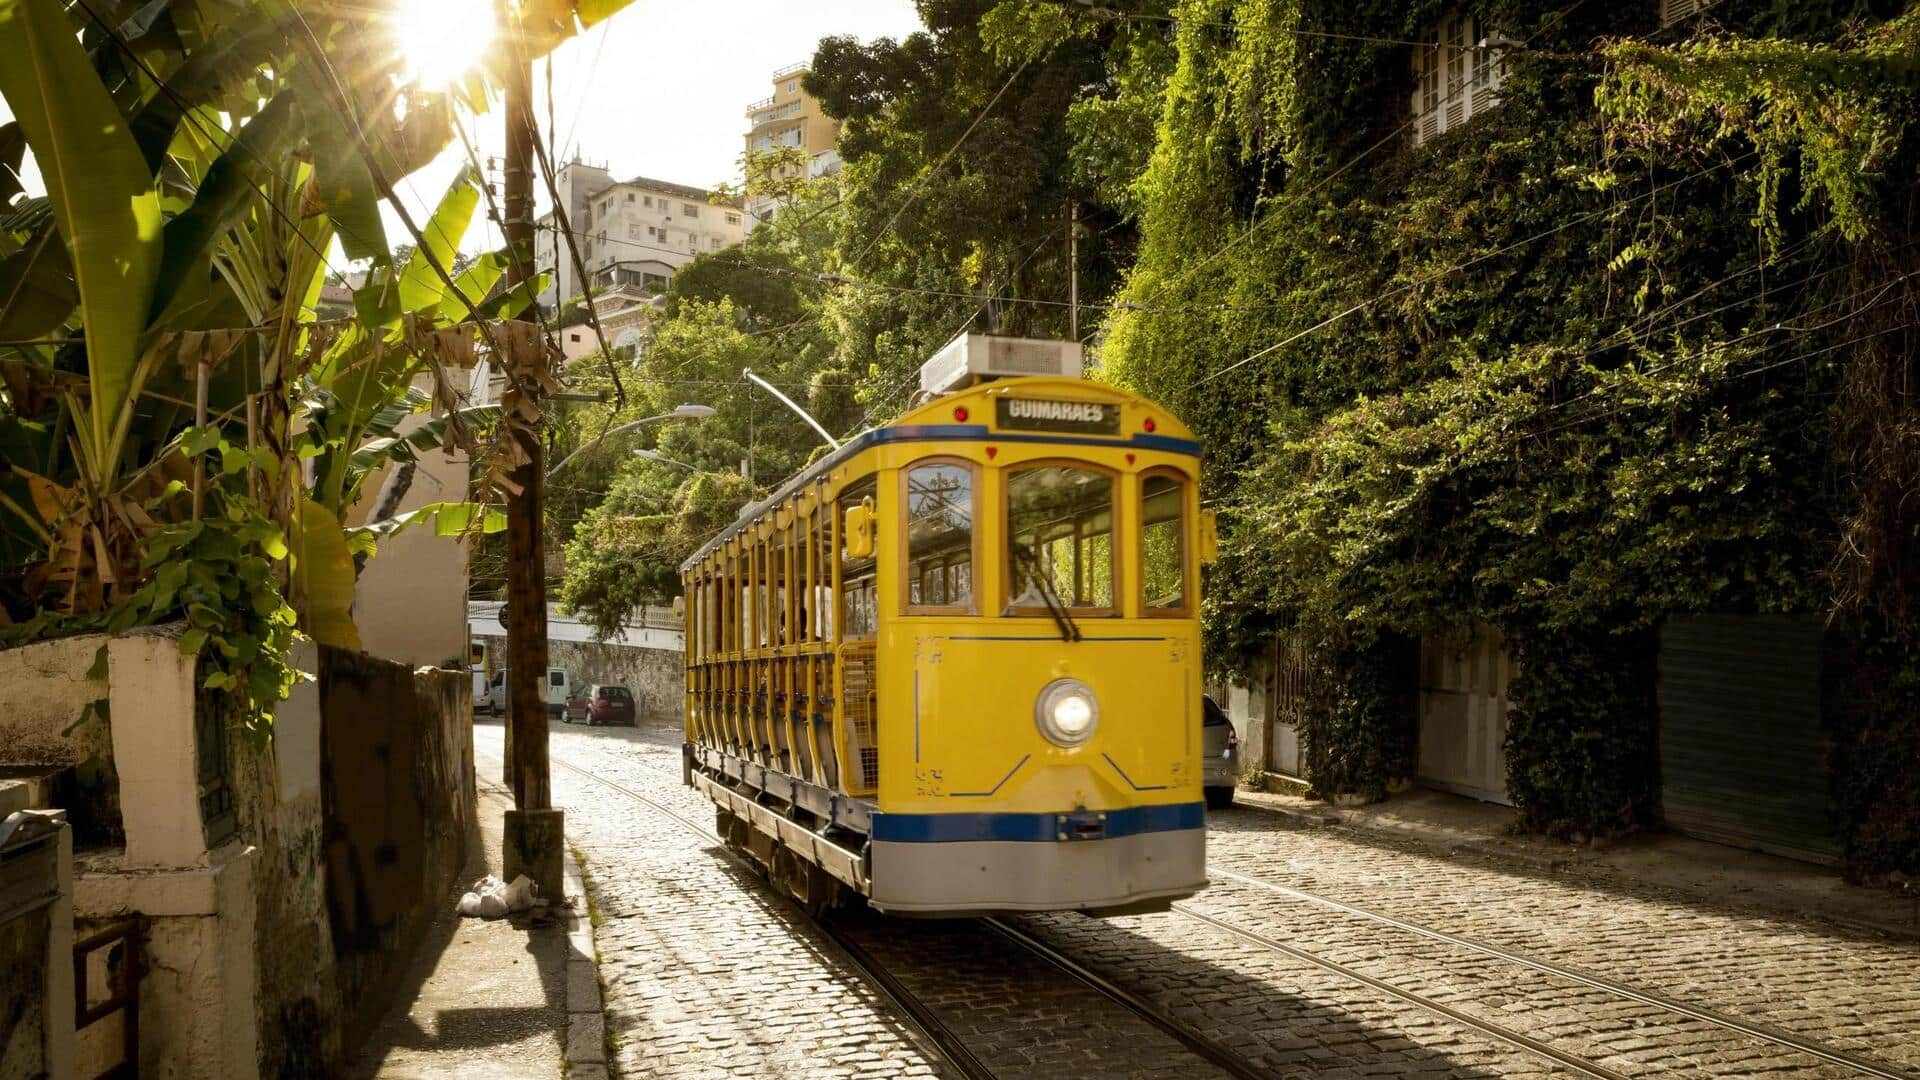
[497,4,563,905]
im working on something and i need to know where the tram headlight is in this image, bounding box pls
[1035,678,1099,747]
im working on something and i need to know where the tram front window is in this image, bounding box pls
[1005,465,1114,614]
[1141,473,1188,612]
[905,461,974,611]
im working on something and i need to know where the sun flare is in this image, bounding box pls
[389,0,498,88]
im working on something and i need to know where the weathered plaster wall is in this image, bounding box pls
[350,400,471,668]
[228,640,341,1076]
[0,633,118,844]
[319,646,476,1050]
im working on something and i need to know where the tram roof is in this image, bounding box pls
[678,377,1197,573]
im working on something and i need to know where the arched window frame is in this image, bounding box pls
[1137,466,1196,618]
[1001,458,1121,618]
[899,456,982,616]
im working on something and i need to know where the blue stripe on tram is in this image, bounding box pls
[870,802,1206,843]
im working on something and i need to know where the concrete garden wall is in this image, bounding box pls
[319,645,476,1052]
[1,629,478,1077]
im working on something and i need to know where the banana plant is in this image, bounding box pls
[0,0,626,667]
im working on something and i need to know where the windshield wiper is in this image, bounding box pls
[1012,540,1081,643]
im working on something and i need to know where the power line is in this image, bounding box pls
[848,57,1034,270]
[1199,150,1755,384]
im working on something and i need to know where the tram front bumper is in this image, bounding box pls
[867,808,1206,915]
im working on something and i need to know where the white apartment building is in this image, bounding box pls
[534,160,748,309]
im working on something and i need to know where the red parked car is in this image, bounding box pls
[564,684,637,726]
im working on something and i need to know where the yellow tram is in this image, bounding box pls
[680,335,1215,916]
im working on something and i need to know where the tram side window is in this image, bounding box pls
[1141,473,1189,612]
[840,476,878,638]
[1006,465,1115,613]
[904,461,974,612]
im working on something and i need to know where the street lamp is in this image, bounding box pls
[742,367,841,450]
[545,403,716,479]
[631,448,698,472]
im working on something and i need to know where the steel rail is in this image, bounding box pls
[1205,864,1920,1080]
[980,917,1271,1080]
[1171,904,1630,1080]
[547,756,995,1080]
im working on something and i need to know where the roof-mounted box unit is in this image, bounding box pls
[917,334,1083,397]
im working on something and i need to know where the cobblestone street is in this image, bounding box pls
[475,719,1920,1080]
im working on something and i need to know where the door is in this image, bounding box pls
[1417,626,1513,805]
[1658,615,1839,864]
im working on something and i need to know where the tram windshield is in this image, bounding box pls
[1005,465,1115,615]
[1141,473,1187,612]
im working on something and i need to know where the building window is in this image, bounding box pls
[628,223,643,240]
[1410,12,1507,148]
[602,199,611,214]
[682,203,699,218]
[570,332,582,343]
[726,212,741,226]
[711,238,722,250]
[643,195,653,207]
[786,80,798,94]
[626,192,635,202]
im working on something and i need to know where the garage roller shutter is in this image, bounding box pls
[1656,615,1840,864]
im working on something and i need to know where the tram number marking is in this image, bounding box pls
[996,398,1120,435]
[915,768,947,797]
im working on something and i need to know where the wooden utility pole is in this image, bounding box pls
[497,3,562,902]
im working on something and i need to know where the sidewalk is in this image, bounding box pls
[349,779,607,1079]
[1233,780,1920,941]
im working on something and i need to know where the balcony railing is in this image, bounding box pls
[748,102,804,129]
[772,61,808,77]
[744,96,774,115]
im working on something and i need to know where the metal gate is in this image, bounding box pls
[1268,637,1308,778]
[1417,626,1513,805]
[1657,615,1839,864]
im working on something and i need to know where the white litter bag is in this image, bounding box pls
[456,873,540,918]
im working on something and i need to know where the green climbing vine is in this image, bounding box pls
[1095,0,1920,867]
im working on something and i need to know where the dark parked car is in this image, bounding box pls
[565,684,637,726]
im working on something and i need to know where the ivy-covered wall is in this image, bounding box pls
[1096,0,1920,873]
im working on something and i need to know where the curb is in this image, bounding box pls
[1229,790,1920,941]
[1231,790,1574,872]
[561,845,608,1079]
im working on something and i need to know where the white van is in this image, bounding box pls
[482,667,580,718]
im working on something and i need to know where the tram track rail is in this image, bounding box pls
[549,735,1916,1080]
[545,756,995,1080]
[1198,861,1920,1080]
[550,754,1260,1080]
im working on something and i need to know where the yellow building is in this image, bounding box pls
[742,61,842,225]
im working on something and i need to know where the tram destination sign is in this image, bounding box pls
[996,397,1120,435]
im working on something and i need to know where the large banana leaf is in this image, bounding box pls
[0,222,76,340]
[0,121,23,203]
[0,0,163,479]
[348,500,506,548]
[397,167,480,313]
[292,497,362,650]
[151,91,300,323]
[126,19,286,173]
[351,404,502,472]
[292,66,389,263]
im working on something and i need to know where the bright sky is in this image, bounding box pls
[1,0,923,269]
